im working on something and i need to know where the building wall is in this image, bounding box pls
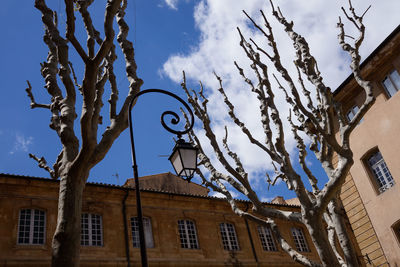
[345,72,400,265]
[0,174,321,266]
[335,28,400,266]
[339,172,388,266]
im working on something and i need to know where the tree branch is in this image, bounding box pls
[268,1,342,156]
[91,0,143,166]
[64,0,88,62]
[25,80,51,109]
[68,61,82,92]
[29,153,57,179]
[337,6,374,148]
[107,48,119,120]
[93,0,122,66]
[76,0,96,58]
[317,0,375,211]
[237,26,313,208]
[35,0,79,163]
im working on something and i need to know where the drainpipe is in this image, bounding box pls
[244,203,259,265]
[122,189,131,267]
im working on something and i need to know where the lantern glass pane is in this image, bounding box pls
[183,168,194,178]
[170,150,183,175]
[180,148,197,169]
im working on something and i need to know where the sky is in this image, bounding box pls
[0,0,399,202]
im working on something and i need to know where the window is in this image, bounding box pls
[178,219,199,249]
[131,217,154,248]
[346,105,359,122]
[367,151,395,193]
[346,105,364,123]
[17,209,46,245]
[392,220,400,244]
[220,223,239,251]
[291,227,309,252]
[382,69,400,98]
[81,213,103,246]
[257,226,277,251]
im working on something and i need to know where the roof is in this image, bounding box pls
[271,196,301,206]
[334,24,400,96]
[123,172,209,196]
[0,172,300,208]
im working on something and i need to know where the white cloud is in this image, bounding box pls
[10,133,34,155]
[211,191,226,198]
[164,0,179,10]
[261,197,274,203]
[211,190,239,199]
[162,0,400,181]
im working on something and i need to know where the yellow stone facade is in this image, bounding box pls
[0,173,321,266]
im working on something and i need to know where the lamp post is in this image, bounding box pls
[128,89,198,267]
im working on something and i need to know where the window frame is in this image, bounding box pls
[257,226,277,252]
[346,105,359,122]
[81,213,103,247]
[291,227,310,252]
[391,220,400,246]
[131,216,154,248]
[219,222,240,251]
[382,69,400,98]
[363,149,395,194]
[346,104,364,124]
[17,208,46,245]
[178,219,199,249]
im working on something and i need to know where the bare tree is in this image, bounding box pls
[181,1,373,266]
[26,0,142,266]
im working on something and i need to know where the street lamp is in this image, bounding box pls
[128,89,198,267]
[169,138,198,183]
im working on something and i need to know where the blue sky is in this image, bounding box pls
[0,0,199,184]
[1,0,399,201]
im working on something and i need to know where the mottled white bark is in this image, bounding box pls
[182,1,372,266]
[27,0,142,266]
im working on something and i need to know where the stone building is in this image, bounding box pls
[0,172,321,266]
[333,24,400,266]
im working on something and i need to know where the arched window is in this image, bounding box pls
[17,209,46,245]
[392,220,400,245]
[81,213,103,246]
[291,227,309,252]
[131,217,154,248]
[219,222,239,251]
[365,150,395,193]
[257,226,277,251]
[178,219,199,249]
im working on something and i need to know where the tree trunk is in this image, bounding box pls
[328,198,361,267]
[304,217,341,267]
[51,171,87,267]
